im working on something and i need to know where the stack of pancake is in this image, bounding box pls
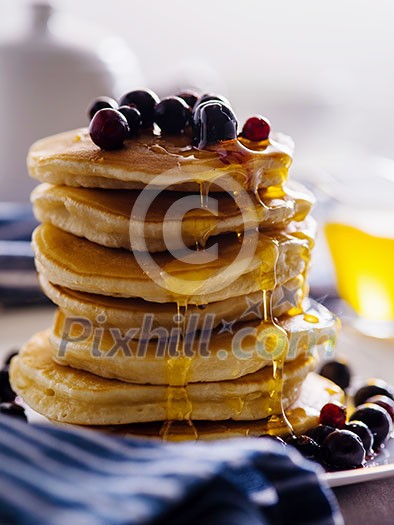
[10,127,343,440]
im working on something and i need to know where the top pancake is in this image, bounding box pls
[27,128,294,192]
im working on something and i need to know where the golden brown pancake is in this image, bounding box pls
[50,300,339,384]
[31,182,314,252]
[39,274,307,330]
[101,373,344,441]
[27,129,293,192]
[33,221,315,304]
[10,330,317,424]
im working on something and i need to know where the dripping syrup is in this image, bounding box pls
[255,246,294,435]
[160,301,198,440]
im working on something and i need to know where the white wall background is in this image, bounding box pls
[1,0,394,186]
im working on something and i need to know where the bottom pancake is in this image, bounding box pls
[99,373,344,441]
[10,330,320,424]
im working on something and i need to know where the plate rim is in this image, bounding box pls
[322,462,394,487]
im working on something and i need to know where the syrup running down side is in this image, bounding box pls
[156,174,317,440]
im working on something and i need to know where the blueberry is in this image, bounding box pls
[366,395,394,423]
[344,421,374,456]
[176,90,200,109]
[87,96,118,120]
[0,367,15,403]
[154,96,191,134]
[350,403,392,450]
[118,89,160,128]
[89,109,129,150]
[319,359,352,390]
[306,424,335,446]
[192,102,238,149]
[321,429,366,469]
[354,379,394,407]
[118,106,142,136]
[0,402,27,421]
[319,402,347,429]
[193,93,230,112]
[287,435,320,460]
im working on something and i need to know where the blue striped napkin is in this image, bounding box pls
[0,416,343,525]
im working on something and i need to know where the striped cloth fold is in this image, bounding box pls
[0,416,343,525]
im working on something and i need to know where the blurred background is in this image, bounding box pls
[2,0,394,201]
[1,0,394,326]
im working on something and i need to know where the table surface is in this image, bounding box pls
[1,305,394,525]
[334,479,394,525]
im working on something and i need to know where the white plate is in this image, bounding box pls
[1,306,394,488]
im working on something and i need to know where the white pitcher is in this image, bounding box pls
[0,2,144,203]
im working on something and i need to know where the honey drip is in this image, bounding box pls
[160,151,302,439]
[255,237,294,435]
[160,302,198,440]
[199,180,210,210]
[189,181,213,250]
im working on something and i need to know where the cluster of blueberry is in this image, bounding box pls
[267,362,394,470]
[0,351,26,421]
[87,89,271,151]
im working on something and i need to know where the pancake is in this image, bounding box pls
[39,273,307,330]
[31,182,314,252]
[101,373,344,441]
[27,128,293,192]
[50,300,339,384]
[10,330,317,424]
[33,221,315,304]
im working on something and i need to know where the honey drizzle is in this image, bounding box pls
[254,180,294,435]
[161,179,216,440]
[199,181,210,210]
[160,301,198,440]
[160,157,304,439]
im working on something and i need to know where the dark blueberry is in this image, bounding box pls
[319,359,352,390]
[89,109,129,150]
[366,395,394,423]
[87,96,118,120]
[241,116,271,142]
[175,90,200,109]
[154,96,191,134]
[193,93,230,112]
[118,89,160,128]
[192,102,238,149]
[354,379,394,407]
[321,429,366,469]
[118,106,142,136]
[4,350,18,365]
[350,403,393,450]
[344,421,374,457]
[319,402,347,429]
[259,434,287,448]
[0,367,15,403]
[306,424,335,446]
[287,435,320,459]
[0,402,27,421]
